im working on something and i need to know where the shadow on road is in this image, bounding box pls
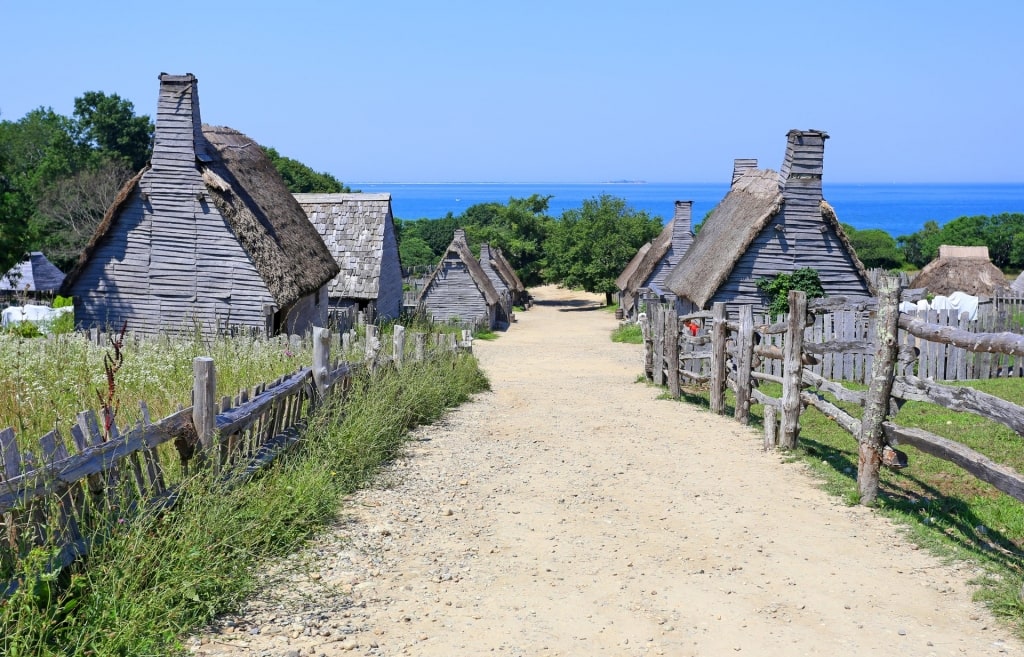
[531,299,607,312]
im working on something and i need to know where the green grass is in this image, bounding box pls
[0,352,489,656]
[602,302,620,314]
[473,328,499,341]
[658,376,1024,633]
[611,323,643,344]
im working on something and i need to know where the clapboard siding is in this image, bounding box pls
[421,259,491,325]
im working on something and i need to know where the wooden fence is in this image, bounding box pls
[0,325,472,595]
[641,284,1024,504]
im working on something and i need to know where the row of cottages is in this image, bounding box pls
[415,229,513,329]
[487,245,528,307]
[293,193,403,322]
[663,129,873,315]
[616,200,695,318]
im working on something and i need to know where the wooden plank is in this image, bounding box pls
[652,305,665,386]
[665,310,680,399]
[884,423,1024,502]
[734,305,754,425]
[709,303,727,414]
[780,292,806,449]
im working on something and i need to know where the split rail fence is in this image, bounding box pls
[641,282,1024,504]
[0,325,473,595]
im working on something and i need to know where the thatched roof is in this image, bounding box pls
[0,252,65,292]
[201,126,339,307]
[417,230,500,306]
[61,126,339,308]
[663,170,784,307]
[293,193,396,300]
[616,242,652,290]
[490,247,525,295]
[912,245,1007,297]
[622,201,693,297]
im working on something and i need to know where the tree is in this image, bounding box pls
[897,220,943,268]
[544,195,662,305]
[73,91,154,171]
[398,235,436,268]
[464,195,553,286]
[261,146,350,194]
[845,225,904,270]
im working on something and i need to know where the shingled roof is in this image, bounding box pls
[61,73,338,309]
[293,193,396,300]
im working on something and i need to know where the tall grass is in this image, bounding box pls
[0,332,312,444]
[0,352,489,656]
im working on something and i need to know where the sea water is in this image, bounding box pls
[350,182,1024,238]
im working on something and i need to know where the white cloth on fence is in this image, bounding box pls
[1,304,73,331]
[898,291,979,321]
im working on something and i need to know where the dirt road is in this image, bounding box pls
[190,285,1021,656]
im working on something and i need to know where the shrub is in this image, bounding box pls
[756,267,825,319]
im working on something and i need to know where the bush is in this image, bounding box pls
[756,268,825,319]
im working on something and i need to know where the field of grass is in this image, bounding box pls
[669,377,1024,631]
[0,342,489,656]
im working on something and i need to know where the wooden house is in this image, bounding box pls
[490,246,528,306]
[478,243,513,323]
[0,252,65,294]
[60,73,339,336]
[617,200,695,318]
[293,193,403,322]
[416,229,504,329]
[664,130,872,314]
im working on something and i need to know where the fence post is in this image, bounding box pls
[414,333,426,362]
[640,311,653,380]
[652,305,665,386]
[665,309,680,399]
[365,325,379,363]
[312,326,330,398]
[858,274,902,505]
[193,357,217,455]
[779,290,807,449]
[734,305,753,424]
[393,325,405,368]
[709,303,727,414]
[763,404,778,450]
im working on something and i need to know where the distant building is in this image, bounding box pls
[61,73,338,335]
[0,252,65,294]
[294,193,404,322]
[416,229,504,329]
[617,200,694,318]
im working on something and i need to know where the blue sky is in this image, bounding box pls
[2,1,1021,183]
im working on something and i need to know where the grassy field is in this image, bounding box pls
[669,377,1024,631]
[0,339,489,656]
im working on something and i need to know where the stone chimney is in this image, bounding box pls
[151,73,211,170]
[779,129,829,200]
[731,159,758,186]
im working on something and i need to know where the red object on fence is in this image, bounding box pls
[686,320,699,336]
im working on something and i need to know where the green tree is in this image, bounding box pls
[464,195,553,286]
[261,146,350,194]
[897,220,943,268]
[544,195,662,305]
[398,235,437,268]
[73,91,154,171]
[844,225,904,270]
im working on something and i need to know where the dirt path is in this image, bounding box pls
[190,285,1021,657]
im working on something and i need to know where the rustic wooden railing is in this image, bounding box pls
[640,282,1024,505]
[0,325,471,595]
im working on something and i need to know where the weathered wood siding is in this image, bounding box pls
[420,257,490,326]
[644,202,694,292]
[70,74,287,335]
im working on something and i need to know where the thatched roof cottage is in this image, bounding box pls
[416,229,504,329]
[0,252,65,293]
[617,200,695,318]
[664,130,872,313]
[490,246,528,306]
[915,245,1007,297]
[293,193,403,322]
[61,73,339,336]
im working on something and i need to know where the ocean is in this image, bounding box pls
[349,182,1024,238]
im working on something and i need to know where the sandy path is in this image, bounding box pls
[191,285,1021,656]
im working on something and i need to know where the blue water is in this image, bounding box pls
[350,182,1024,238]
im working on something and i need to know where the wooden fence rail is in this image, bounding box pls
[641,284,1024,505]
[0,325,470,595]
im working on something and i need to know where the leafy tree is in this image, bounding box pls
[897,220,942,268]
[401,213,460,257]
[398,235,436,267]
[844,225,904,270]
[73,91,154,171]
[465,195,553,286]
[756,267,825,319]
[261,146,350,194]
[544,195,662,305]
